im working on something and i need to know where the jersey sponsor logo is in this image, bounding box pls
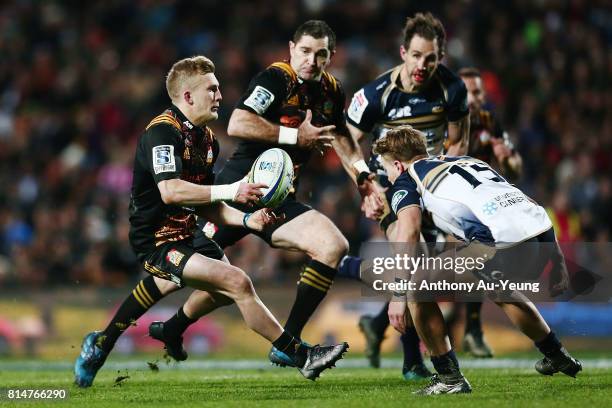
[375,80,388,91]
[409,97,426,105]
[391,190,409,214]
[244,85,275,114]
[482,201,499,216]
[153,145,176,174]
[182,120,193,129]
[166,248,185,267]
[348,89,369,123]
[388,106,412,119]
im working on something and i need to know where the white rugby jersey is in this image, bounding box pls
[389,156,552,247]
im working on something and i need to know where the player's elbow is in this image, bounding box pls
[158,180,179,205]
[227,110,247,137]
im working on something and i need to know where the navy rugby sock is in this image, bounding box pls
[99,276,163,353]
[337,255,362,281]
[401,326,424,371]
[284,260,336,338]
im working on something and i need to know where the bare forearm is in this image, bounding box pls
[197,202,245,227]
[159,179,213,206]
[227,109,280,143]
[332,128,366,183]
[445,116,470,156]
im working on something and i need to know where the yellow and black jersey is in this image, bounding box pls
[468,108,509,164]
[129,105,220,257]
[222,61,346,187]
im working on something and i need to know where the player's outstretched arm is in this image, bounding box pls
[198,202,281,231]
[157,178,265,206]
[332,124,369,184]
[227,108,335,150]
[445,115,470,156]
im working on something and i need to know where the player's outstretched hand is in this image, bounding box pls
[235,182,267,206]
[388,300,407,334]
[362,192,386,220]
[245,208,285,231]
[297,109,335,153]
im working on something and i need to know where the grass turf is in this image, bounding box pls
[0,363,610,407]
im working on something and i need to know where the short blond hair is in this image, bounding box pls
[166,56,215,101]
[372,125,427,162]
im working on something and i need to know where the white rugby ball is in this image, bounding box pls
[248,148,294,208]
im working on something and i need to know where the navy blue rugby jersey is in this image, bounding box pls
[347,64,468,176]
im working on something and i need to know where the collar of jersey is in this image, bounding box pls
[169,104,198,131]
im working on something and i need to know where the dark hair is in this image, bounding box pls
[402,12,446,59]
[293,20,336,52]
[372,125,428,162]
[458,67,481,78]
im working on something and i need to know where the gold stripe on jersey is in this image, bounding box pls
[420,162,450,191]
[145,113,182,132]
[382,113,446,127]
[322,71,338,92]
[269,62,297,82]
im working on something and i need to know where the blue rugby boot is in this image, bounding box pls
[74,331,108,388]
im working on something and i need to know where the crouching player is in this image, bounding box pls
[368,125,581,394]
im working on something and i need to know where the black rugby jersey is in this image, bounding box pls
[468,108,512,165]
[347,64,468,176]
[129,105,220,255]
[222,61,347,185]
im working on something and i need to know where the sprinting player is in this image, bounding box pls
[455,66,523,357]
[339,12,469,379]
[147,20,369,368]
[374,125,580,395]
[73,56,348,388]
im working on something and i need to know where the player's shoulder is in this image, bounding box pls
[321,70,342,94]
[266,61,298,83]
[394,170,418,189]
[361,65,398,96]
[434,64,464,88]
[142,110,182,144]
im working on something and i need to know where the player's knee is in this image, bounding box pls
[226,267,255,298]
[314,234,349,266]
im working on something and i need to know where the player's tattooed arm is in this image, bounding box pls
[445,115,470,156]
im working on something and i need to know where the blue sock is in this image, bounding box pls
[337,255,362,281]
[401,327,423,371]
[431,350,460,375]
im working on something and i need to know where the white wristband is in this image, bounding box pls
[210,180,242,202]
[353,159,370,174]
[278,126,298,145]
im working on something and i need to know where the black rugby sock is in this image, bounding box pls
[465,302,483,334]
[272,331,306,366]
[99,276,163,353]
[163,306,197,338]
[431,350,461,376]
[284,260,336,338]
[535,331,563,358]
[371,302,390,337]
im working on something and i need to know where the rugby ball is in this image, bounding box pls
[248,148,294,208]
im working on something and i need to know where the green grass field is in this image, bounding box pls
[1,357,611,407]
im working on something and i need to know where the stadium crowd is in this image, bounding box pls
[0,0,610,288]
